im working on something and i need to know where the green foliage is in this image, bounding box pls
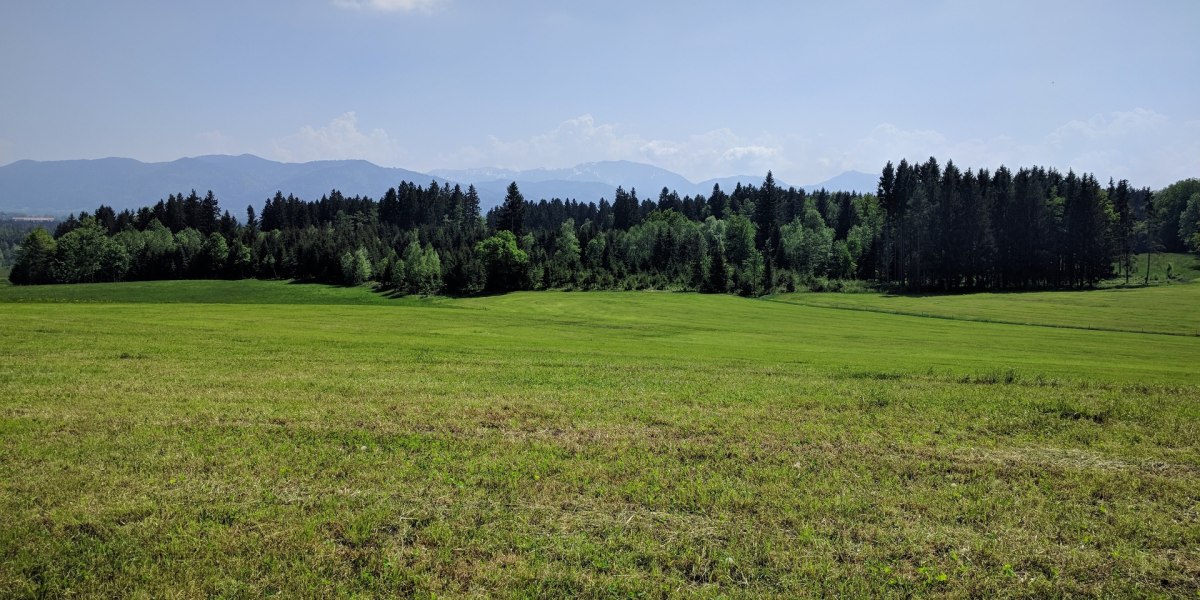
[846,194,883,278]
[780,207,834,280]
[400,242,442,295]
[8,227,57,284]
[476,230,528,292]
[199,232,229,276]
[1154,178,1200,252]
[583,234,606,272]
[0,220,50,269]
[549,218,581,287]
[228,239,254,278]
[717,214,764,295]
[702,241,727,293]
[495,182,526,237]
[9,162,1174,296]
[1179,192,1200,254]
[339,247,372,286]
[612,186,640,230]
[829,239,855,279]
[615,210,705,288]
[722,213,756,266]
[52,218,129,283]
[141,220,176,276]
[174,228,203,275]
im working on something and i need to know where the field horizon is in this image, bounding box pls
[1,279,1197,596]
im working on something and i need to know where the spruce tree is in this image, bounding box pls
[497,182,526,237]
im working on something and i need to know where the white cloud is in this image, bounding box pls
[1046,108,1168,144]
[1044,109,1200,188]
[844,123,1033,174]
[332,0,445,13]
[479,109,1199,188]
[440,114,787,182]
[835,109,1200,188]
[722,145,778,162]
[477,114,639,168]
[271,112,404,165]
[269,109,1196,190]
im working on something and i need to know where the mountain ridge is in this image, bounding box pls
[0,154,876,215]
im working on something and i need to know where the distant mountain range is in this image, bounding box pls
[0,154,877,215]
[0,155,443,215]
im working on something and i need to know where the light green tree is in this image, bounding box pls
[550,219,582,287]
[476,230,528,292]
[781,207,834,279]
[53,219,129,283]
[1178,192,1200,254]
[340,247,372,286]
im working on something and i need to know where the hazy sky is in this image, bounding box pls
[1,0,1197,187]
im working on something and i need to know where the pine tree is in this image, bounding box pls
[613,186,639,230]
[497,182,526,237]
[463,185,482,225]
[1111,179,1134,283]
[707,184,728,219]
[755,171,779,251]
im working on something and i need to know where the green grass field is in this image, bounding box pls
[1,280,1197,597]
[773,283,1200,337]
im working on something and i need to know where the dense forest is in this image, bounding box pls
[8,158,1200,295]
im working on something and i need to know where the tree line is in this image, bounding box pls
[8,159,1199,294]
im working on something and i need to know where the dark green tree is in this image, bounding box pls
[496,182,526,237]
[8,228,57,285]
[612,186,639,230]
[1110,179,1135,283]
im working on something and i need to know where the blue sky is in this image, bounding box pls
[1,0,1197,187]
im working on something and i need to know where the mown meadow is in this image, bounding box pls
[0,280,1197,597]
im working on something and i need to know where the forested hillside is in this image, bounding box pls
[8,158,1197,295]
